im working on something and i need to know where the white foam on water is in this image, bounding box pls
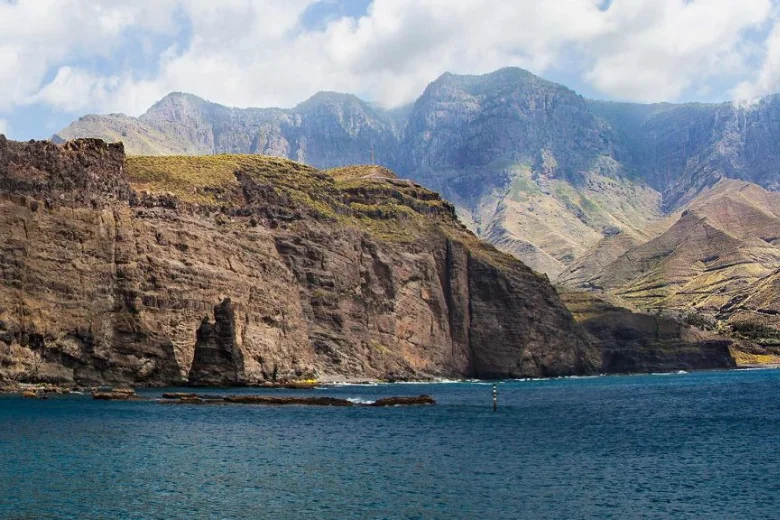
[346,397,375,405]
[329,382,380,387]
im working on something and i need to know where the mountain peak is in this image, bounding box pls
[422,67,567,100]
[143,92,210,117]
[435,67,535,83]
[296,91,369,110]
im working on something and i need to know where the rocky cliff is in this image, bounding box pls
[50,68,780,353]
[54,69,780,278]
[560,290,737,373]
[0,137,598,385]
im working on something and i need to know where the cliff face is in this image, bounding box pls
[590,97,780,209]
[0,138,597,385]
[560,291,736,373]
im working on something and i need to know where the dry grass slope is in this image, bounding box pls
[123,154,506,255]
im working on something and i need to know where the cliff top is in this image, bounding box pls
[324,165,398,181]
[0,137,523,274]
[125,153,484,247]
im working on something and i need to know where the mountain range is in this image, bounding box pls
[52,67,780,357]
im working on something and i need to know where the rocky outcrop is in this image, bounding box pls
[188,299,246,386]
[0,138,598,385]
[560,290,737,373]
[92,388,136,400]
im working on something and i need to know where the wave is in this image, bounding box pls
[346,397,375,405]
[328,382,380,387]
[650,370,688,376]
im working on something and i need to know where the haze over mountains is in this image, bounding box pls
[53,67,780,346]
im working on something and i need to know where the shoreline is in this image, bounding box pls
[3,365,779,397]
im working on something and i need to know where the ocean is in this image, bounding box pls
[1,369,779,519]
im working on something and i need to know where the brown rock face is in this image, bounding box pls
[188,299,246,386]
[0,139,597,385]
[561,290,737,373]
[0,138,182,385]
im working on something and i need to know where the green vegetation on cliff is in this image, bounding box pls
[126,156,460,244]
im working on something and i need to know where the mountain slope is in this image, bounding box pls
[720,268,780,347]
[51,68,780,285]
[52,69,667,276]
[590,97,780,209]
[396,68,664,275]
[564,180,780,318]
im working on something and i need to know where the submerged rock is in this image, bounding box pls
[371,395,435,406]
[160,393,437,407]
[92,388,136,400]
[222,395,354,406]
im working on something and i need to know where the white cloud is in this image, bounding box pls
[732,17,780,103]
[0,118,9,136]
[32,67,120,112]
[585,0,771,102]
[75,0,611,113]
[0,0,179,110]
[0,0,777,120]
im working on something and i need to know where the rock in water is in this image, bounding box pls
[188,299,246,386]
[92,388,136,400]
[371,395,435,406]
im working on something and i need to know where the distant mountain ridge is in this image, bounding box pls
[56,90,403,167]
[53,68,780,300]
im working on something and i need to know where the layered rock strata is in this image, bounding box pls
[0,137,597,385]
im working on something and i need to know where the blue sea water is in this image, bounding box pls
[1,369,779,520]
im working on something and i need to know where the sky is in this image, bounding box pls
[1,0,780,140]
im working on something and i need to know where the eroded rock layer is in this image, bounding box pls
[0,138,597,385]
[560,290,737,373]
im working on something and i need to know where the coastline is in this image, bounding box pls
[4,365,780,397]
